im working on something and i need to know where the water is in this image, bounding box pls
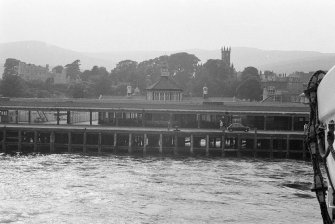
[0,154,322,224]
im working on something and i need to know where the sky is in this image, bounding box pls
[0,0,335,53]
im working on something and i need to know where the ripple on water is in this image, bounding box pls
[0,154,323,224]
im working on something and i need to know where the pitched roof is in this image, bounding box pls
[146,75,183,91]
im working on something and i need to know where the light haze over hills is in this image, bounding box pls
[0,41,334,75]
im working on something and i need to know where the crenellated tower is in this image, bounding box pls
[221,46,231,66]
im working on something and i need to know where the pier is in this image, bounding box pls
[0,98,308,159]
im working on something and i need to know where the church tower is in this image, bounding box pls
[221,46,231,66]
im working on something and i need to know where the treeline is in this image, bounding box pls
[0,52,263,100]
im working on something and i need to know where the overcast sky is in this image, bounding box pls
[1,0,334,53]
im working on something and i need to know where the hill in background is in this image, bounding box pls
[0,40,334,76]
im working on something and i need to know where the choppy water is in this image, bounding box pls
[0,154,322,224]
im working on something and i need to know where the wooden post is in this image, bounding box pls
[98,132,102,155]
[67,111,71,124]
[270,136,274,159]
[222,130,225,157]
[83,130,87,153]
[291,115,295,131]
[174,134,178,155]
[302,139,306,160]
[2,127,6,153]
[159,133,163,154]
[34,130,38,152]
[113,132,117,152]
[253,129,258,158]
[50,131,55,153]
[89,111,93,125]
[15,110,19,124]
[57,110,60,125]
[237,134,241,158]
[286,135,290,159]
[28,110,31,124]
[206,135,209,156]
[18,130,22,152]
[190,134,194,155]
[68,132,72,153]
[197,114,201,129]
[143,133,147,155]
[128,133,132,154]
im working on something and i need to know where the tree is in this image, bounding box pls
[236,78,262,101]
[241,66,260,81]
[112,60,138,83]
[0,74,27,97]
[65,60,81,81]
[2,58,20,77]
[52,65,64,73]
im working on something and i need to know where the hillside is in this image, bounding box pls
[0,41,334,75]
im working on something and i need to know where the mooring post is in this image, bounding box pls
[34,130,38,152]
[190,134,194,155]
[50,131,55,153]
[159,133,163,154]
[98,132,102,155]
[128,133,132,154]
[68,131,72,153]
[83,130,87,153]
[206,134,209,156]
[18,130,22,152]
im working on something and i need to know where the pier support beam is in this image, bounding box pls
[286,135,290,158]
[2,127,6,153]
[237,134,241,158]
[50,131,55,153]
[18,130,22,152]
[128,133,132,154]
[253,129,258,158]
[68,132,72,153]
[197,114,201,129]
[34,130,38,152]
[57,110,60,125]
[302,139,306,160]
[206,135,209,156]
[264,116,267,131]
[159,133,163,154]
[174,134,178,155]
[143,133,147,155]
[190,134,194,155]
[89,111,93,125]
[15,110,19,124]
[113,133,117,152]
[270,136,274,159]
[67,111,71,124]
[222,130,225,157]
[83,131,87,153]
[98,132,102,155]
[28,111,31,124]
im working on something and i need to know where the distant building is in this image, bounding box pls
[261,70,304,103]
[146,64,183,101]
[221,46,231,66]
[17,61,52,82]
[52,67,69,84]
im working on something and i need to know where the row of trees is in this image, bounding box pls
[0,52,263,100]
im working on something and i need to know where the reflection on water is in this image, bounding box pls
[0,154,322,223]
